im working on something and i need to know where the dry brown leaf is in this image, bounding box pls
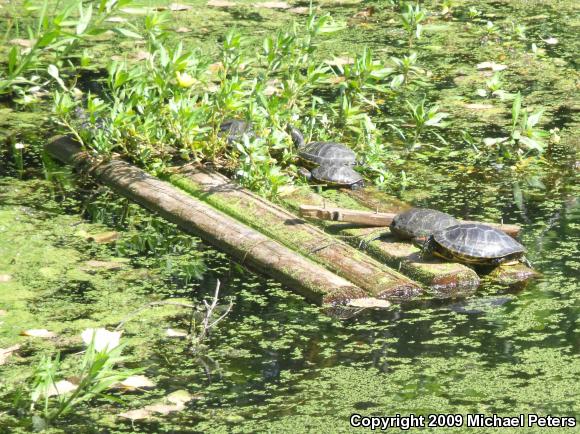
[119,390,193,420]
[46,380,78,397]
[328,76,346,84]
[465,103,495,110]
[253,1,290,9]
[476,61,507,72]
[208,62,224,73]
[9,38,35,48]
[325,57,354,66]
[288,6,309,14]
[0,345,20,365]
[348,298,391,308]
[156,3,193,11]
[208,0,235,6]
[22,329,56,338]
[84,260,125,271]
[105,16,127,23]
[133,51,153,62]
[353,6,374,18]
[0,274,12,283]
[175,27,191,33]
[88,231,120,244]
[119,375,156,390]
[166,328,188,338]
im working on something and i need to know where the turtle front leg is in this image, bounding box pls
[298,167,313,181]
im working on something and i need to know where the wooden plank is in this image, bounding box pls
[299,204,521,237]
[45,136,367,305]
[169,167,423,300]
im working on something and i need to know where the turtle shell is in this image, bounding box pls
[311,165,363,188]
[219,119,252,143]
[299,142,356,167]
[432,223,525,264]
[390,208,459,240]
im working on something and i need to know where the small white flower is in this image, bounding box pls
[81,328,122,352]
[14,143,25,150]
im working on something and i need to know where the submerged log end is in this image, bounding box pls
[430,271,481,296]
[485,263,540,286]
[321,286,370,306]
[376,282,425,300]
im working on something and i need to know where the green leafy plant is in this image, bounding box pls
[509,92,546,153]
[404,98,449,148]
[400,3,427,46]
[26,328,133,429]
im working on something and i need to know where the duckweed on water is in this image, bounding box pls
[1,0,579,432]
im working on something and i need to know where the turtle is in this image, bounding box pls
[390,208,460,241]
[288,126,363,189]
[424,223,526,266]
[219,119,253,144]
[289,126,357,167]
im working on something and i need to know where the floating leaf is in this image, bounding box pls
[476,61,507,72]
[105,16,127,23]
[119,390,194,420]
[476,88,488,97]
[465,103,494,110]
[288,6,309,14]
[22,329,56,338]
[348,298,391,308]
[81,328,122,352]
[119,375,156,390]
[166,328,188,338]
[325,57,354,66]
[175,27,191,33]
[253,2,290,9]
[207,0,235,6]
[88,231,120,243]
[0,345,20,365]
[0,274,12,283]
[46,380,78,397]
[483,137,509,146]
[9,38,35,48]
[542,37,558,45]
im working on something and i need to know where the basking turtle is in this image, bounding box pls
[425,223,526,266]
[219,119,253,144]
[390,208,459,241]
[289,126,363,189]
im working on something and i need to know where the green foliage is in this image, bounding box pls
[400,2,427,46]
[0,0,139,98]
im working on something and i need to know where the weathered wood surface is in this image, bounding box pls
[281,188,481,295]
[45,136,368,305]
[170,167,423,299]
[299,204,521,237]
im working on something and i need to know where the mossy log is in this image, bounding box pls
[169,167,423,300]
[45,136,367,305]
[279,187,481,295]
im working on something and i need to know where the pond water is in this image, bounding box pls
[1,0,579,433]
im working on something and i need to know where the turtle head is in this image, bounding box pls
[287,125,305,149]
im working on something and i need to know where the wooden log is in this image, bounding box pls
[280,188,481,295]
[299,204,521,237]
[169,167,423,300]
[45,136,367,305]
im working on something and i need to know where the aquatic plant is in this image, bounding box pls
[24,329,132,429]
[404,98,449,148]
[400,3,427,47]
[0,0,138,98]
[509,92,547,154]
